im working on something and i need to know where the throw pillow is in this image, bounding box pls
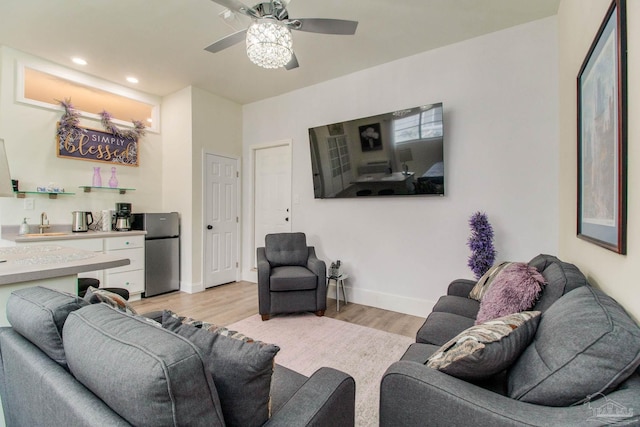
[162,311,280,427]
[6,286,89,367]
[475,263,545,324]
[64,304,225,427]
[508,287,640,406]
[84,286,138,315]
[426,311,541,380]
[469,262,513,301]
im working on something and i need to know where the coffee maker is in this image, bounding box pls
[114,202,132,231]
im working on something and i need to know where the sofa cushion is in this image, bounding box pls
[416,312,475,346]
[508,287,640,406]
[469,262,513,301]
[475,263,545,324]
[162,312,280,427]
[6,286,88,368]
[84,286,138,315]
[270,266,318,291]
[63,304,225,427]
[531,260,589,312]
[265,232,308,267]
[431,295,480,319]
[427,311,540,380]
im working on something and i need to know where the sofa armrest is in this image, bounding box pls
[380,361,638,427]
[306,247,326,279]
[257,247,272,315]
[266,367,355,427]
[447,279,476,297]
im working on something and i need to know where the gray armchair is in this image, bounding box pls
[257,232,327,321]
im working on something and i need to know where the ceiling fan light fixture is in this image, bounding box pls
[246,19,292,69]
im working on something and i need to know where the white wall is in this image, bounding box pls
[242,17,559,317]
[161,86,243,292]
[558,0,640,321]
[0,47,163,229]
[161,87,194,287]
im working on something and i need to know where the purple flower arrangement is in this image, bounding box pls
[467,211,496,279]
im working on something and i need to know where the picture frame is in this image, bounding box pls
[577,0,627,254]
[327,123,344,136]
[359,123,382,152]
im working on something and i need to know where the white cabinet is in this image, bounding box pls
[103,236,145,299]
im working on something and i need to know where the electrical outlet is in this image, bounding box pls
[23,198,34,210]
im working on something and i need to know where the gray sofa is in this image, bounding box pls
[380,254,640,426]
[0,286,355,427]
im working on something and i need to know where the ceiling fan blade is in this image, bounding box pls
[209,0,258,18]
[284,52,299,70]
[204,29,248,53]
[289,18,358,35]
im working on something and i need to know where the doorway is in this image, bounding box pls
[252,141,292,267]
[203,153,239,287]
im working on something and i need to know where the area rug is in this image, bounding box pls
[228,314,413,426]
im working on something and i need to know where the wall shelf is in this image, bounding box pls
[15,191,75,199]
[79,186,135,195]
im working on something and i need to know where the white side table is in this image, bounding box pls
[328,274,348,311]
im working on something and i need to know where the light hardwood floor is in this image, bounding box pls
[130,281,426,338]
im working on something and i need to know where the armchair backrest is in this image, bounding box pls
[265,233,308,267]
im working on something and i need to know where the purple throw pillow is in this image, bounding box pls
[475,263,545,324]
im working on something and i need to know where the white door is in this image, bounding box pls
[254,143,292,258]
[204,153,239,287]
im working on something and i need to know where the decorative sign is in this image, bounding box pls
[57,123,139,166]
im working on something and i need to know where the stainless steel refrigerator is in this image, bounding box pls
[131,212,180,297]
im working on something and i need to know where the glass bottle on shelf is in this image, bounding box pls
[108,167,118,188]
[92,167,102,187]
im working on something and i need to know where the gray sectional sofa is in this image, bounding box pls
[380,254,640,426]
[0,286,355,427]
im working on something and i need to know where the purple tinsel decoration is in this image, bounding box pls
[57,99,145,142]
[467,211,496,279]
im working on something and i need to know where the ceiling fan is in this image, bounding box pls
[204,0,358,70]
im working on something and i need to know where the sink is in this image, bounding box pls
[23,232,69,237]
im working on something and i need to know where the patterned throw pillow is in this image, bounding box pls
[84,286,138,315]
[426,311,541,380]
[162,311,280,427]
[469,262,513,301]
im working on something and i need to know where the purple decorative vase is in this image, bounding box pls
[92,167,102,187]
[108,167,118,188]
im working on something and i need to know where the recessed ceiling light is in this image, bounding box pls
[146,118,153,123]
[72,57,87,66]
[126,76,139,84]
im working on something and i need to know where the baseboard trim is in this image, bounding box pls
[327,283,435,318]
[180,281,204,294]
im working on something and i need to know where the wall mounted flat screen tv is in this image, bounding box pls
[308,102,444,198]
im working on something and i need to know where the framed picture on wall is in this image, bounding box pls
[327,123,344,136]
[359,123,382,151]
[577,0,627,254]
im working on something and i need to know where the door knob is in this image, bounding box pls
[207,225,213,230]
[285,217,289,222]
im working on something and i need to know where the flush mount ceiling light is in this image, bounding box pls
[126,76,139,84]
[204,0,358,70]
[246,19,292,69]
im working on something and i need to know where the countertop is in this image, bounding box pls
[0,245,130,285]
[1,226,146,243]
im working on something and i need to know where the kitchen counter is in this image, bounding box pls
[1,228,145,244]
[0,244,131,327]
[0,245,130,286]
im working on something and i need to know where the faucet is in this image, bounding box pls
[39,212,50,234]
